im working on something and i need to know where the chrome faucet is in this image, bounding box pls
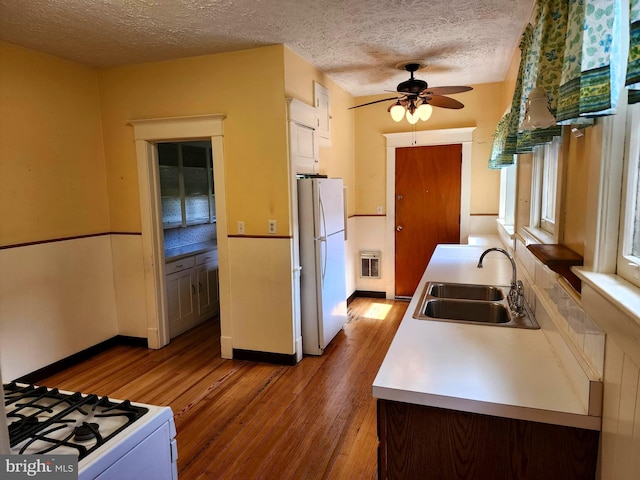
[477,247,524,316]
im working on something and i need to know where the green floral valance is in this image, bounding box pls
[517,0,567,152]
[628,0,640,104]
[557,0,624,120]
[488,0,637,169]
[489,111,513,169]
[504,25,533,157]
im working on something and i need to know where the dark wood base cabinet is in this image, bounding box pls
[377,399,599,480]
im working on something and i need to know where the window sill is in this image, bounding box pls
[496,219,515,251]
[573,268,640,327]
[521,226,557,245]
[496,219,515,236]
[527,244,583,293]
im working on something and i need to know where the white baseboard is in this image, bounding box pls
[220,336,233,359]
[295,336,303,363]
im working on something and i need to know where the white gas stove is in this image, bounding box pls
[2,382,178,479]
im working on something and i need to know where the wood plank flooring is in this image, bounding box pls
[41,297,407,479]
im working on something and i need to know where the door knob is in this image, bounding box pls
[396,225,403,232]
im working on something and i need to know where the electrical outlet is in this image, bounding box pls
[376,205,383,214]
[268,220,277,234]
[237,221,245,234]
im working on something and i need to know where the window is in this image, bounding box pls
[498,163,517,229]
[529,136,562,238]
[618,103,640,286]
[158,141,215,229]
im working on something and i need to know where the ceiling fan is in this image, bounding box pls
[349,61,473,123]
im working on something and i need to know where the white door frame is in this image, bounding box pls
[383,127,476,299]
[129,115,229,354]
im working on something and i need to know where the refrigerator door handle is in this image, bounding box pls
[317,236,327,286]
[319,191,327,238]
[318,189,329,286]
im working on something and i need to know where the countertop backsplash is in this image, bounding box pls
[164,223,217,251]
[514,236,605,379]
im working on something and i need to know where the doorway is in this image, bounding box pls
[394,144,462,297]
[383,128,475,299]
[130,115,229,355]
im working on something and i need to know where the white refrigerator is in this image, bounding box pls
[297,177,347,355]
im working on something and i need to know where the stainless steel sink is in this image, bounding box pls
[427,282,504,301]
[413,282,539,329]
[424,299,510,323]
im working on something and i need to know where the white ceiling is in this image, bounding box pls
[0,0,535,97]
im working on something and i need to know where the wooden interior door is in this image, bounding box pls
[395,144,462,297]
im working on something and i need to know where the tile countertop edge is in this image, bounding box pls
[165,240,217,262]
[371,386,601,431]
[373,244,600,432]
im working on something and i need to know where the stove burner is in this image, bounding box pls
[73,422,100,442]
[8,416,40,436]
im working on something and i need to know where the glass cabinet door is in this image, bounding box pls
[158,142,214,228]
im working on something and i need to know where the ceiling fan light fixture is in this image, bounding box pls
[351,60,472,122]
[520,87,556,130]
[406,108,420,124]
[390,103,405,122]
[417,103,433,121]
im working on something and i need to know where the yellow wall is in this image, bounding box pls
[0,42,109,246]
[98,45,290,236]
[353,82,505,215]
[563,123,603,257]
[501,41,522,112]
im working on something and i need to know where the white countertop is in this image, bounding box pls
[373,244,601,431]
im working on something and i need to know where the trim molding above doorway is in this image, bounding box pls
[382,127,476,300]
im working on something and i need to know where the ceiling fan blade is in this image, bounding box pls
[348,96,400,110]
[426,95,465,109]
[422,86,473,96]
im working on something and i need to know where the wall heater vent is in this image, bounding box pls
[360,251,381,279]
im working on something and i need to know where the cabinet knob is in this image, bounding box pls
[396,225,404,232]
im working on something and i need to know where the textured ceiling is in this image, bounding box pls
[0,0,534,97]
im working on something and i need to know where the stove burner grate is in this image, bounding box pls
[3,382,148,460]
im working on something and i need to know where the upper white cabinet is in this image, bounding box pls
[314,82,331,143]
[288,98,319,175]
[158,142,215,229]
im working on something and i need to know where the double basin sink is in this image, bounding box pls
[413,282,539,329]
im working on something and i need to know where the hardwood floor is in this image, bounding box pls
[41,297,407,479]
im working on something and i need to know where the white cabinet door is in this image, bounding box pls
[197,264,212,315]
[167,268,197,339]
[166,273,181,325]
[314,81,331,143]
[287,98,318,175]
[197,261,219,318]
[290,121,318,174]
